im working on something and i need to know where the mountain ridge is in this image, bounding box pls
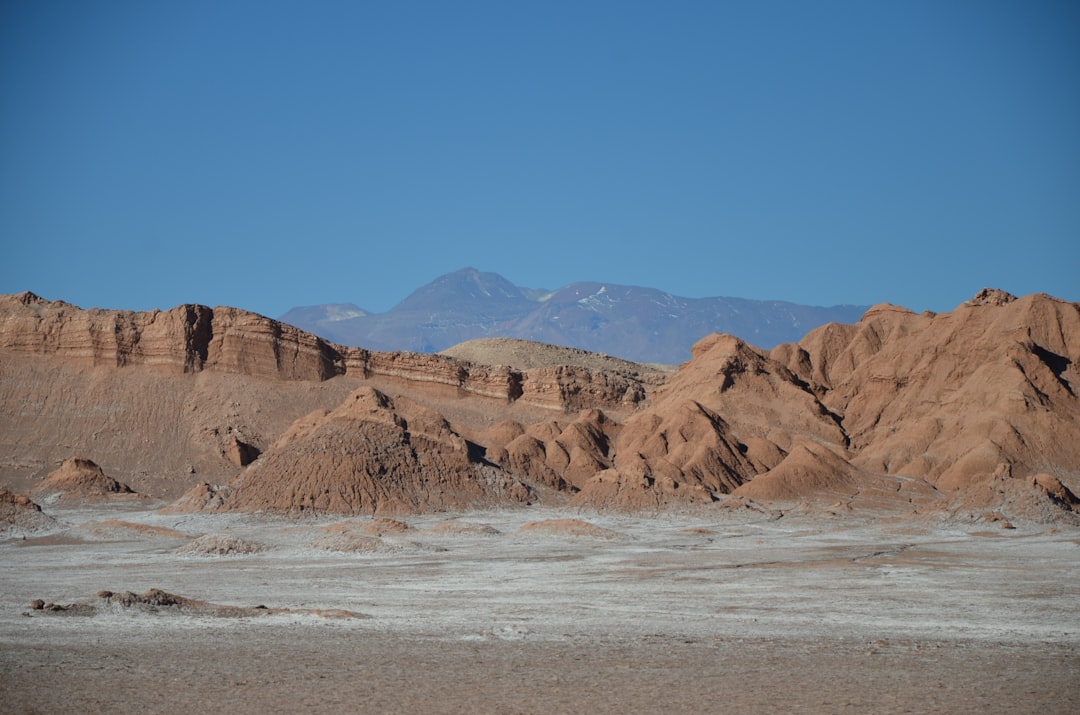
[279,267,870,363]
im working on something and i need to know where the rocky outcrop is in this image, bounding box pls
[773,292,1080,493]
[190,387,533,515]
[1,487,59,534]
[34,458,135,500]
[566,334,846,506]
[483,409,617,492]
[0,293,652,412]
[565,291,1080,513]
[0,292,336,379]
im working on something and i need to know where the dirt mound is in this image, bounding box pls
[1029,473,1080,511]
[0,487,60,535]
[161,483,232,513]
[25,588,367,619]
[188,387,534,515]
[733,442,859,502]
[176,533,267,555]
[517,518,622,539]
[33,458,135,500]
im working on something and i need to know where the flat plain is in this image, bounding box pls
[2,502,1077,714]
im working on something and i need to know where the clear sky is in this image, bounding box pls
[2,0,1078,317]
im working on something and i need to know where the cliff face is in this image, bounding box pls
[3,289,1079,522]
[0,293,652,413]
[0,292,336,379]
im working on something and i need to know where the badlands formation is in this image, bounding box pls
[2,288,1079,713]
[1,287,1077,522]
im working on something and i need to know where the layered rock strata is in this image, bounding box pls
[0,293,651,412]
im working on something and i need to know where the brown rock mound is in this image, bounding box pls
[1029,473,1080,511]
[179,387,534,515]
[33,458,135,500]
[357,517,411,535]
[733,442,859,502]
[569,334,850,509]
[573,290,1080,514]
[1,487,60,534]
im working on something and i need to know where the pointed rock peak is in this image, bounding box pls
[574,407,608,425]
[393,268,529,313]
[967,288,1017,307]
[689,333,753,360]
[35,457,135,496]
[344,386,394,411]
[17,291,45,305]
[862,302,916,319]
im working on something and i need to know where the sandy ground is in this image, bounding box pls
[2,503,1078,714]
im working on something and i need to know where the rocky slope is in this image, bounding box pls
[281,267,869,363]
[2,289,1079,522]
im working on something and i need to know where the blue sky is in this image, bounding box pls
[2,0,1078,317]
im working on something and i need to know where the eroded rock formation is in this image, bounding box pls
[2,289,1079,521]
[33,458,135,500]
[0,292,652,412]
[190,386,533,515]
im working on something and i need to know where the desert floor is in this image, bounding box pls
[1,502,1078,714]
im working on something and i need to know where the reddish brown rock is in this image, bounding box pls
[0,293,651,412]
[184,387,534,515]
[775,292,1080,493]
[3,289,1079,521]
[732,442,859,502]
[490,409,617,492]
[33,458,135,500]
[0,487,59,534]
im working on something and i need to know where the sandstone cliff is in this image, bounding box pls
[0,292,652,413]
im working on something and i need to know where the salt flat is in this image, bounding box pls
[1,503,1078,713]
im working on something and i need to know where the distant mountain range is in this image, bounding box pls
[279,267,871,364]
